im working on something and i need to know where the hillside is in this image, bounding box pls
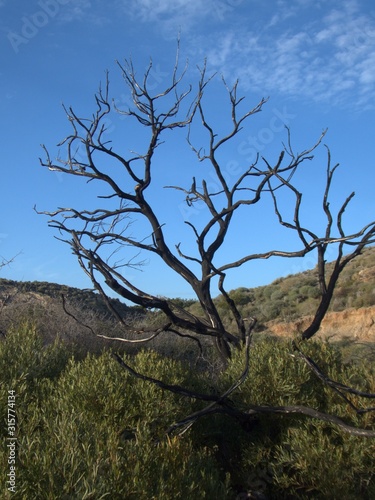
[0,278,134,319]
[0,246,374,343]
[187,246,375,339]
[222,245,375,318]
[0,278,143,351]
[266,306,375,341]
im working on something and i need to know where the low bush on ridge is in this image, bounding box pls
[0,323,374,499]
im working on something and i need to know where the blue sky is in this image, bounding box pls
[1,0,374,300]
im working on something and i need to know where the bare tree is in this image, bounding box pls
[38,47,375,435]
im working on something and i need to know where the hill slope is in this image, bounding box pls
[1,246,374,342]
[186,246,375,339]
[0,278,142,350]
[0,278,133,319]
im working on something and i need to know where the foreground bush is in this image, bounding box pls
[0,324,374,498]
[0,324,227,499]
[220,338,375,498]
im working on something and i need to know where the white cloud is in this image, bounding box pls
[128,0,208,22]
[54,0,113,27]
[112,0,375,109]
[199,0,375,109]
[58,0,92,22]
[124,0,245,37]
[126,0,211,27]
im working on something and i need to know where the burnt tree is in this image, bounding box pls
[38,49,375,435]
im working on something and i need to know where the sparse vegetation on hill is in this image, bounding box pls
[187,246,375,332]
[0,278,148,357]
[1,246,374,350]
[0,278,134,319]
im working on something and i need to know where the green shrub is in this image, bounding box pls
[1,324,374,499]
[222,338,375,498]
[2,322,71,377]
[0,325,228,499]
[270,424,375,498]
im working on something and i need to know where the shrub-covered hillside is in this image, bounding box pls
[0,278,134,319]
[186,246,375,330]
[1,246,374,349]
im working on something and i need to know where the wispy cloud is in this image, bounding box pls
[58,0,108,25]
[201,0,375,109]
[266,0,316,28]
[55,0,109,26]
[127,0,211,23]
[124,0,240,37]
[124,0,375,109]
[58,0,91,22]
